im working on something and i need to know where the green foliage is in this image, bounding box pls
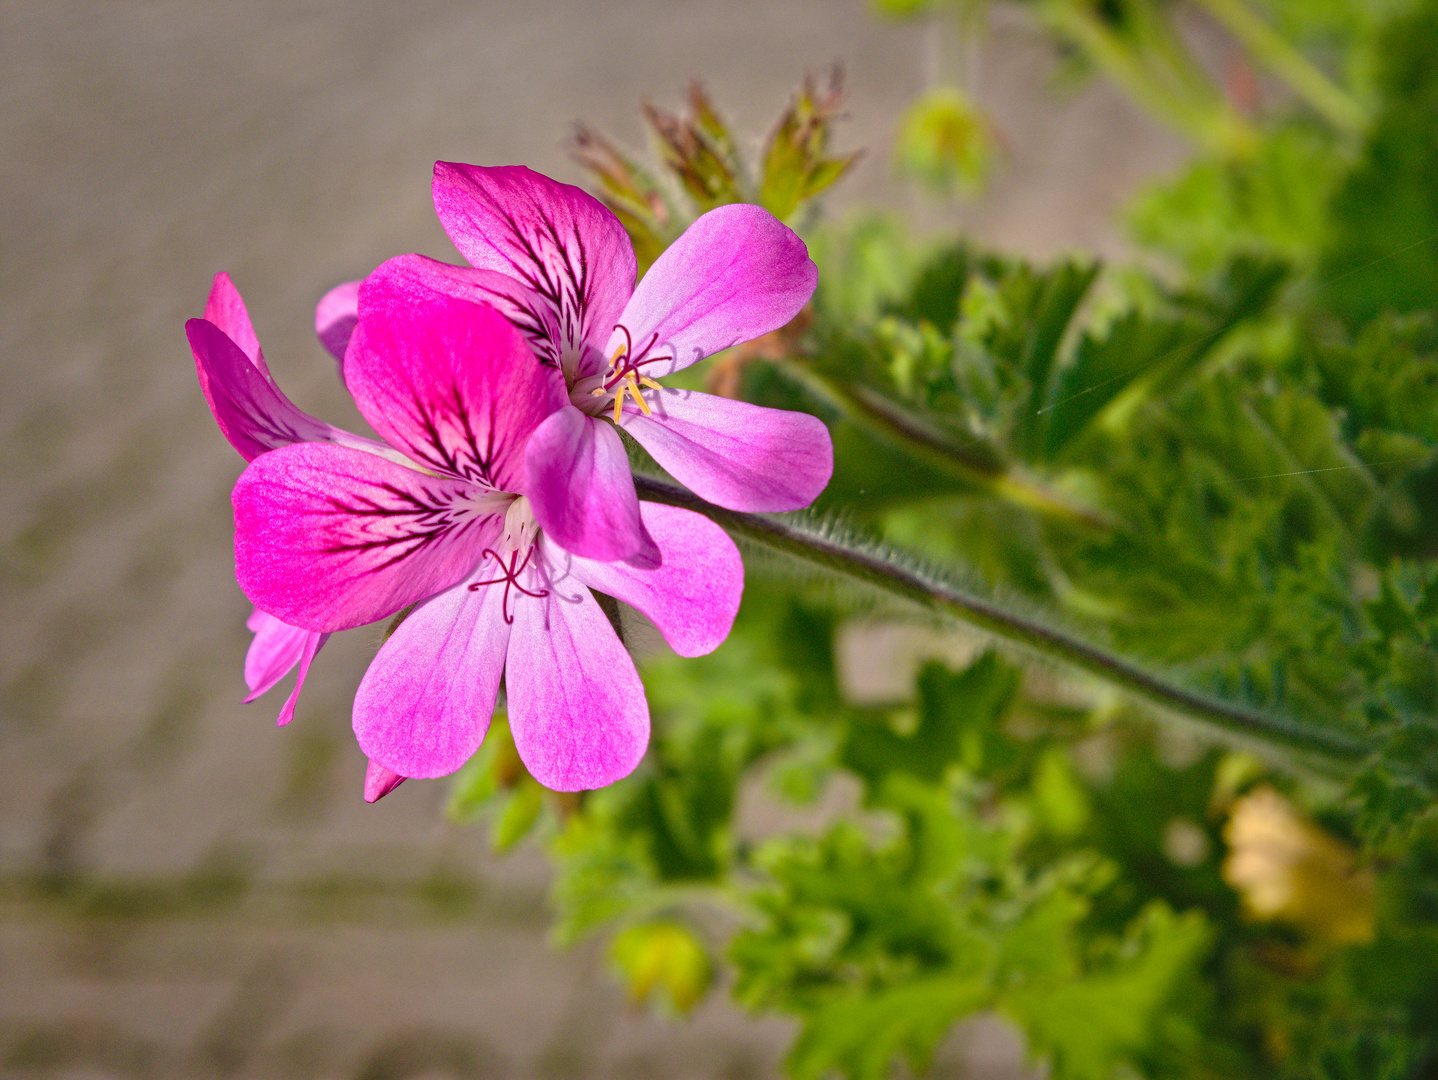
[730,656,1215,1080]
[1321,0,1438,326]
[1128,124,1347,277]
[759,72,866,223]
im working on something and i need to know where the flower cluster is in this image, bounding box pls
[188,164,832,797]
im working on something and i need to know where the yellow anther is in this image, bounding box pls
[607,379,654,422]
[626,373,653,416]
[608,343,627,369]
[590,387,607,396]
[639,376,663,391]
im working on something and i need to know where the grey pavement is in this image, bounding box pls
[0,2,1185,1076]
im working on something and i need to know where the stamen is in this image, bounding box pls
[599,324,668,420]
[625,373,652,416]
[467,546,548,624]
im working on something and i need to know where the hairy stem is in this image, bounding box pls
[634,475,1369,767]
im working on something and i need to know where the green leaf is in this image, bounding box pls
[843,652,1019,785]
[1042,255,1287,459]
[1032,746,1091,837]
[786,976,992,1080]
[1004,902,1212,1080]
[1321,0,1438,326]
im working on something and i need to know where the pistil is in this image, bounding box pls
[468,546,549,624]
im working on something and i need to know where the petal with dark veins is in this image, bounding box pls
[346,291,559,490]
[363,254,565,368]
[233,442,500,632]
[432,162,635,356]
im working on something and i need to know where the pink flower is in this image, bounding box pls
[225,267,744,791]
[188,272,370,726]
[375,162,833,563]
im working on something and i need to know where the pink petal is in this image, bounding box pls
[431,162,636,356]
[242,608,309,698]
[363,760,408,803]
[353,576,511,779]
[188,317,354,462]
[204,272,266,375]
[610,204,816,376]
[233,442,499,632]
[363,254,565,368]
[241,610,329,726]
[315,280,360,364]
[620,389,833,512]
[524,406,656,564]
[565,502,742,657]
[506,542,649,790]
[273,627,329,727]
[346,287,560,490]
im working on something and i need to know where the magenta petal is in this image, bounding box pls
[242,609,310,699]
[273,628,329,727]
[524,406,655,563]
[233,442,498,632]
[566,503,742,657]
[188,317,349,462]
[315,280,360,364]
[431,162,636,355]
[363,760,408,803]
[241,610,328,726]
[506,547,649,790]
[353,577,510,778]
[611,204,817,376]
[204,272,266,374]
[621,389,833,512]
[363,254,566,368]
[346,289,559,490]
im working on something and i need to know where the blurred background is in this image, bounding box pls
[0,0,1342,1076]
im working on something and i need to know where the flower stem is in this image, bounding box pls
[785,363,1114,532]
[1191,0,1366,134]
[1038,0,1258,156]
[634,474,1369,768]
